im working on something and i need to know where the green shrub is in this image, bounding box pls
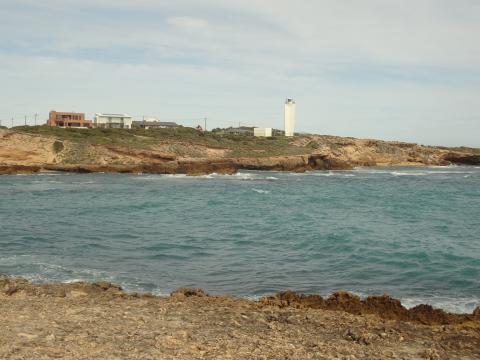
[53,141,64,153]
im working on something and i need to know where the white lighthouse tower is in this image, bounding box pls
[284,98,296,137]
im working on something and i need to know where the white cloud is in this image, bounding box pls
[167,16,209,29]
[1,0,480,146]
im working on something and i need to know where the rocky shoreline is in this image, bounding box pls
[1,127,480,176]
[0,154,352,176]
[1,152,479,176]
[1,277,479,359]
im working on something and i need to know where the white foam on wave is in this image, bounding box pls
[36,172,64,176]
[63,279,85,284]
[252,188,270,194]
[245,292,478,314]
[313,171,335,177]
[233,172,257,180]
[164,174,188,178]
[288,171,336,177]
[350,290,479,314]
[151,289,170,297]
[391,170,475,177]
[353,169,393,174]
[425,165,458,169]
[135,174,188,180]
[32,180,62,184]
[196,173,215,179]
[133,172,262,181]
[401,296,480,314]
[425,170,475,174]
[391,171,429,176]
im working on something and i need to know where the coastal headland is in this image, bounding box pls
[1,277,479,359]
[1,126,479,175]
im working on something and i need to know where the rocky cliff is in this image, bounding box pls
[1,128,479,175]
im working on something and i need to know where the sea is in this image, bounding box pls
[1,166,479,314]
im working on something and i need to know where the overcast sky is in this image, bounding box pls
[1,0,479,146]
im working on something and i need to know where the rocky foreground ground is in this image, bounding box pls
[1,277,479,359]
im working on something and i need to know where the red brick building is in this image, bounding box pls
[47,111,92,128]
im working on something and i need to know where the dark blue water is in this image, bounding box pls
[1,167,479,313]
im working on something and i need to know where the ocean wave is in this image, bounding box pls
[163,174,188,178]
[252,188,270,194]
[36,172,64,176]
[62,279,86,284]
[134,174,187,180]
[151,289,170,297]
[133,172,261,181]
[287,171,335,177]
[2,266,478,314]
[231,172,257,180]
[208,172,260,181]
[391,171,429,176]
[401,296,480,314]
[312,171,358,177]
[391,170,475,177]
[32,180,62,184]
[312,171,335,177]
[200,291,480,314]
[353,169,395,174]
[346,290,479,314]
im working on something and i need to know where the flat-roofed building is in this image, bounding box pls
[254,128,273,137]
[224,126,254,136]
[94,113,133,129]
[47,111,92,128]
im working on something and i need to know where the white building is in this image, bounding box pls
[94,113,133,129]
[284,98,296,137]
[254,127,273,137]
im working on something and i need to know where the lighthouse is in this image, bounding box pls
[284,98,296,137]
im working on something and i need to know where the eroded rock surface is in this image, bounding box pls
[0,277,479,359]
[2,128,479,175]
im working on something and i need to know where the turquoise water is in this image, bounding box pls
[1,167,479,313]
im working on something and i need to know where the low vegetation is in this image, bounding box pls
[14,125,313,158]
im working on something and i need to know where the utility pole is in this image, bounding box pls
[24,115,27,126]
[204,117,207,131]
[11,117,13,128]
[34,113,38,126]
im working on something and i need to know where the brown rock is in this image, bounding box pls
[473,306,480,319]
[171,288,208,298]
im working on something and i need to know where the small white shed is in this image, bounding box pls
[254,128,273,137]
